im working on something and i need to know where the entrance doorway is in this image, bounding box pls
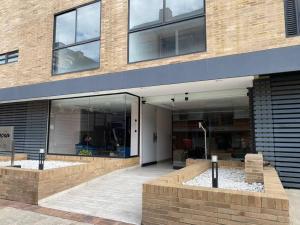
[141,88,252,168]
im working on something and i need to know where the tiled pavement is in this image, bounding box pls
[40,163,174,225]
[286,189,300,225]
[0,199,132,225]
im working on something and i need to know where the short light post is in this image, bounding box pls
[211,155,218,188]
[39,148,45,170]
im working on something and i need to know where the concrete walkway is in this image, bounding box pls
[39,162,174,225]
[286,189,300,225]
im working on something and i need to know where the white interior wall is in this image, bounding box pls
[141,104,157,164]
[156,107,172,162]
[130,99,139,156]
[141,104,172,165]
[48,108,81,155]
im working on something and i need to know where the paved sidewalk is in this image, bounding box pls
[286,189,300,225]
[0,199,131,225]
[40,163,174,225]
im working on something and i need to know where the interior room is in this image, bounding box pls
[48,93,139,158]
[139,77,253,168]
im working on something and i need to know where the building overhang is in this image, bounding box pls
[1,44,300,103]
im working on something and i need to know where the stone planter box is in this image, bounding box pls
[142,159,289,225]
[0,155,139,205]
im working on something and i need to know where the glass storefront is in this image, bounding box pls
[173,109,251,168]
[48,94,139,158]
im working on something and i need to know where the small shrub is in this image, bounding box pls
[79,149,92,156]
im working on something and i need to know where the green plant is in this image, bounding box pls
[79,149,92,156]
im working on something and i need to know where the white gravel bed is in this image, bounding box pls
[183,168,264,192]
[0,160,84,170]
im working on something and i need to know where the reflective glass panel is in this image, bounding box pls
[48,94,139,158]
[129,17,205,62]
[165,0,204,21]
[130,0,163,29]
[53,41,100,74]
[7,52,18,63]
[55,11,76,48]
[0,55,5,65]
[77,2,101,42]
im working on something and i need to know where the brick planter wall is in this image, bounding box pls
[245,154,264,183]
[0,155,139,205]
[142,159,289,225]
[0,154,27,161]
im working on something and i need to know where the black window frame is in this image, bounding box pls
[128,0,206,63]
[52,0,101,76]
[0,50,19,65]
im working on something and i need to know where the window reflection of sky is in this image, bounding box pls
[55,2,100,47]
[130,0,163,29]
[166,0,204,17]
[55,11,76,47]
[130,0,204,29]
[77,2,100,42]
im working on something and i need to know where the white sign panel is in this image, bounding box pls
[0,126,14,152]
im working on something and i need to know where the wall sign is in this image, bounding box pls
[0,126,14,152]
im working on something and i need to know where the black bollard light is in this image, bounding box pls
[39,148,45,170]
[211,155,218,188]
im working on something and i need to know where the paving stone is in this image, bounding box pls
[40,162,174,225]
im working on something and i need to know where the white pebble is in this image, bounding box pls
[183,168,264,192]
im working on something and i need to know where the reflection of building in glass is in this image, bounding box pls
[53,42,99,74]
[164,8,172,20]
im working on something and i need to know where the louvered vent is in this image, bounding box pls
[285,0,299,36]
[0,101,49,159]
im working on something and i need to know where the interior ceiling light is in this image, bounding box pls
[185,93,189,101]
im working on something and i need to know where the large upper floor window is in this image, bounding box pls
[53,1,101,75]
[0,50,19,65]
[129,0,206,63]
[285,0,300,36]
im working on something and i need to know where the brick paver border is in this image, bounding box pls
[0,199,133,225]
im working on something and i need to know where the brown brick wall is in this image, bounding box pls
[0,0,300,89]
[143,161,290,225]
[0,156,139,204]
[0,154,27,161]
[245,153,264,183]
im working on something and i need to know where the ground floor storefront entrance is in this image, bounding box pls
[140,77,253,169]
[0,74,299,188]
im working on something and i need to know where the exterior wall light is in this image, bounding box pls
[211,155,218,188]
[39,148,45,170]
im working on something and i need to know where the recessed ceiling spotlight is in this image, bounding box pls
[185,93,189,101]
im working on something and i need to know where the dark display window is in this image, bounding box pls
[48,94,139,158]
